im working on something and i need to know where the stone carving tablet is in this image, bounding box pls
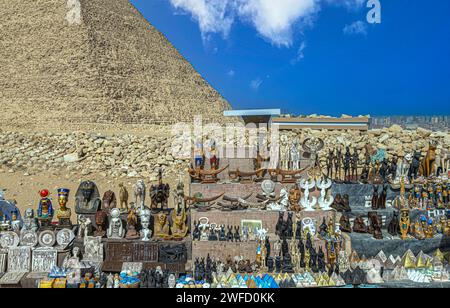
[83,236,103,262]
[38,230,56,247]
[0,272,26,285]
[31,248,57,273]
[56,229,75,248]
[0,253,6,273]
[20,230,38,247]
[7,246,31,272]
[0,231,20,249]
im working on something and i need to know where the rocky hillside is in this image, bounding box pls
[0,125,448,181]
[0,0,231,132]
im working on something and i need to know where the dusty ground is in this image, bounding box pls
[0,169,190,221]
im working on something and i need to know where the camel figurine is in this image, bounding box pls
[118,183,129,212]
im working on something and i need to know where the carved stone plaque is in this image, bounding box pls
[132,242,158,262]
[105,242,133,263]
[38,230,56,247]
[31,248,57,273]
[8,246,31,272]
[83,236,104,262]
[0,253,6,273]
[122,262,143,273]
[0,272,26,285]
[0,231,20,249]
[56,229,75,248]
[20,230,38,247]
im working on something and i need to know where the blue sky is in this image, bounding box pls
[130,0,450,116]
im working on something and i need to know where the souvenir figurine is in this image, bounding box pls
[387,211,400,236]
[352,216,368,233]
[378,185,387,209]
[344,147,351,182]
[419,142,437,178]
[154,213,171,240]
[118,183,129,212]
[75,181,102,214]
[125,204,140,240]
[56,188,71,227]
[10,210,20,232]
[150,169,170,211]
[170,207,189,240]
[326,149,334,179]
[94,203,108,237]
[371,186,379,210]
[233,226,241,242]
[209,140,219,170]
[334,148,343,182]
[339,214,352,233]
[288,184,301,212]
[173,178,187,214]
[412,220,425,240]
[389,155,398,180]
[368,212,383,240]
[317,177,334,211]
[350,148,359,182]
[133,180,146,209]
[299,179,317,211]
[107,208,125,239]
[399,208,411,240]
[194,139,204,169]
[77,215,92,238]
[424,217,435,239]
[21,208,39,234]
[140,213,152,241]
[37,189,53,227]
[410,151,421,180]
[102,190,117,214]
[192,221,201,241]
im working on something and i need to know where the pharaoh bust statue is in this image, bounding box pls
[75,181,102,214]
[107,208,125,239]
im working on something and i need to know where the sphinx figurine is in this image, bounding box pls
[56,188,72,227]
[171,207,189,240]
[353,216,368,233]
[21,208,39,234]
[154,213,171,240]
[339,214,352,233]
[107,208,125,239]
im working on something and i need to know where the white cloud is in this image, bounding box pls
[291,41,307,65]
[227,69,235,77]
[169,0,367,47]
[236,0,318,47]
[169,0,235,41]
[250,78,263,91]
[343,20,368,36]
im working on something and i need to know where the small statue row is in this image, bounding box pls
[339,212,384,240]
[325,147,359,183]
[192,222,241,242]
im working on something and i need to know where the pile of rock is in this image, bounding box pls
[0,131,189,180]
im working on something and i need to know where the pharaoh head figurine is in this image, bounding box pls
[57,188,70,209]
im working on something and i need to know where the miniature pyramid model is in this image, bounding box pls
[0,0,232,130]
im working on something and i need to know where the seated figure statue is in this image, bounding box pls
[154,213,171,240]
[170,207,188,240]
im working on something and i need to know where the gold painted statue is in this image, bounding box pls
[170,207,188,240]
[154,213,171,240]
[56,188,72,227]
[399,208,411,240]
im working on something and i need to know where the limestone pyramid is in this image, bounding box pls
[0,0,231,130]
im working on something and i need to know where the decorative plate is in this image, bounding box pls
[56,229,75,247]
[0,231,20,249]
[38,230,56,247]
[20,230,38,247]
[261,180,275,195]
